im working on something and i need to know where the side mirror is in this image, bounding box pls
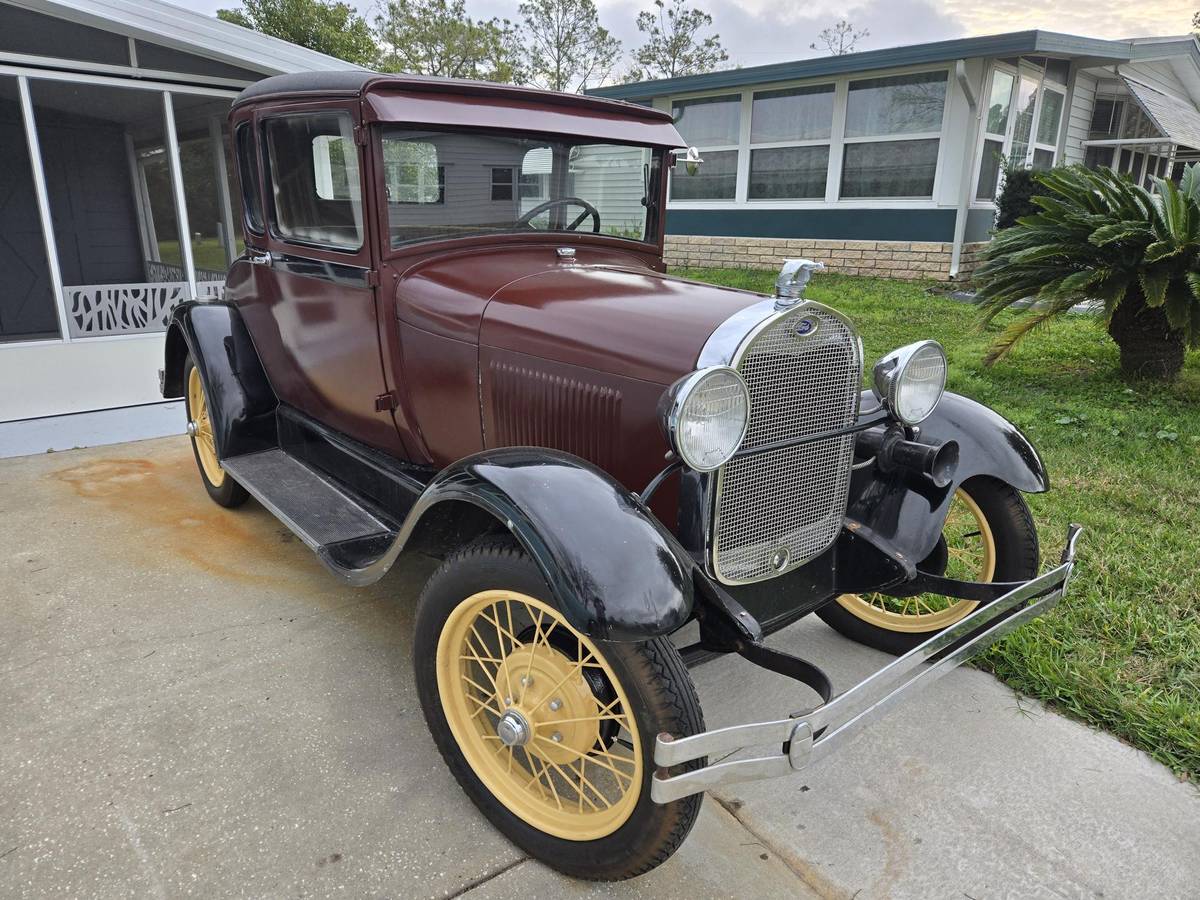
[671,146,704,176]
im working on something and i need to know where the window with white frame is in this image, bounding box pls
[670,94,740,200]
[974,61,1068,201]
[747,84,834,200]
[840,71,947,198]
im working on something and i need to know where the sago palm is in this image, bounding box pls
[974,164,1200,380]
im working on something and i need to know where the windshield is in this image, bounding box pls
[381,128,662,248]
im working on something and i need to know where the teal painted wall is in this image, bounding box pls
[665,208,959,242]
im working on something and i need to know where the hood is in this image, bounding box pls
[479,264,763,385]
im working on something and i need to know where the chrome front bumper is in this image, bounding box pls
[651,525,1083,804]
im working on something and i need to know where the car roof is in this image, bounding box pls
[233,71,674,125]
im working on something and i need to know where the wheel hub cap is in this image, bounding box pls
[496,710,531,747]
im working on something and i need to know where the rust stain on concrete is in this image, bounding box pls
[866,808,910,899]
[48,448,314,589]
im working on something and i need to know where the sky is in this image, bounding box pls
[181,0,1198,71]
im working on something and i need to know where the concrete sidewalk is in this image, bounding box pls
[2,438,1197,898]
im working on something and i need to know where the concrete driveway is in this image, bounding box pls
[2,438,1197,899]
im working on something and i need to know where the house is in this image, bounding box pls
[589,31,1200,280]
[0,0,361,453]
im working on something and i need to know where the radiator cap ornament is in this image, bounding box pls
[775,258,825,309]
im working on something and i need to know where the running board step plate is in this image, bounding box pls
[222,449,393,551]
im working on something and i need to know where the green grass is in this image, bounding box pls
[157,238,229,273]
[677,267,1200,779]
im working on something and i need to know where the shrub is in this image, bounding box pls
[974,165,1200,380]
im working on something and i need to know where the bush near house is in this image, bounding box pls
[994,162,1040,230]
[676,266,1200,778]
[975,165,1200,381]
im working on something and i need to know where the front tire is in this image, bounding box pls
[413,538,705,880]
[183,355,248,509]
[817,476,1039,655]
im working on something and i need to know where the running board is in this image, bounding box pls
[222,449,396,556]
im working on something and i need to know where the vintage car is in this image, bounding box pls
[161,72,1080,880]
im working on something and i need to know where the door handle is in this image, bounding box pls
[248,250,272,266]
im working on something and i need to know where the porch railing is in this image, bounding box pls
[63,281,225,338]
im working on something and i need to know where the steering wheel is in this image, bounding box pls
[516,197,601,233]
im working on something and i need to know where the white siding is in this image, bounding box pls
[1063,70,1098,164]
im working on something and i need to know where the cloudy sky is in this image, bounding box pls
[180,0,1197,71]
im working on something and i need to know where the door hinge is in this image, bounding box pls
[353,124,368,146]
[374,391,398,412]
[365,269,379,288]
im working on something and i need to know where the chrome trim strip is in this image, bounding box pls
[697,297,780,368]
[649,525,1081,804]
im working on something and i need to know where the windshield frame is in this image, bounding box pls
[373,124,667,258]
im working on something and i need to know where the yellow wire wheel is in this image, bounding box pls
[435,590,643,841]
[835,487,997,633]
[186,364,226,488]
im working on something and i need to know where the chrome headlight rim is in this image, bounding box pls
[872,339,947,426]
[662,366,751,473]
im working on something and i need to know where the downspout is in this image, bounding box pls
[950,59,981,280]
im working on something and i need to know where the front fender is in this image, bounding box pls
[848,391,1048,565]
[338,448,694,642]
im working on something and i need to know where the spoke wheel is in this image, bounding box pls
[437,590,641,840]
[415,538,705,880]
[816,477,1039,655]
[182,355,247,509]
[187,364,225,488]
[835,488,996,633]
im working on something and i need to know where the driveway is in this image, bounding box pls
[2,438,1197,899]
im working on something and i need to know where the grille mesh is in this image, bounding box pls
[713,305,862,583]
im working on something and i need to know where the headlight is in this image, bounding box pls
[873,340,947,425]
[661,367,750,472]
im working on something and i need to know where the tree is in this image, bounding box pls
[974,165,1200,381]
[810,20,868,56]
[627,0,727,81]
[217,0,377,66]
[374,0,523,83]
[519,0,621,93]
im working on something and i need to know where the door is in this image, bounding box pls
[232,104,404,456]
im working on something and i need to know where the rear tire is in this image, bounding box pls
[183,354,248,509]
[817,476,1039,655]
[413,537,705,880]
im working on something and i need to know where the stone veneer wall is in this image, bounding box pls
[664,235,990,281]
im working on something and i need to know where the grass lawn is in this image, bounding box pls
[157,238,230,274]
[677,266,1200,779]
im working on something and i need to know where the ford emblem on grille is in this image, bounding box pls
[794,317,818,337]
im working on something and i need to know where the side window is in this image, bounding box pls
[263,111,363,251]
[236,122,264,235]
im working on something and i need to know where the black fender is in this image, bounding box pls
[848,391,1048,565]
[162,301,277,459]
[337,448,695,642]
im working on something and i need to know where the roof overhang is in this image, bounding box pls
[589,30,1145,101]
[6,0,364,76]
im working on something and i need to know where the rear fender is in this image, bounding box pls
[163,302,277,459]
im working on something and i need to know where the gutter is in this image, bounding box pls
[950,59,982,280]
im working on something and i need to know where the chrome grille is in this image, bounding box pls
[713,304,862,584]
